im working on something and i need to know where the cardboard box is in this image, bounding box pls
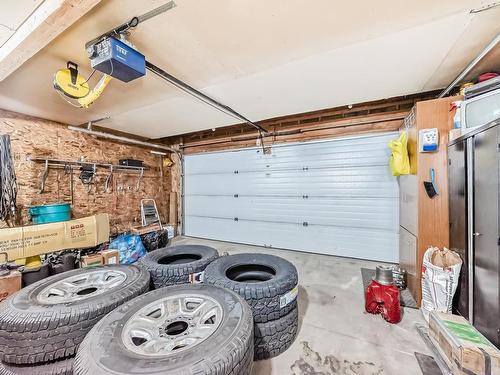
[0,271,21,302]
[101,249,119,265]
[0,214,110,261]
[130,223,161,235]
[429,311,500,375]
[81,254,103,268]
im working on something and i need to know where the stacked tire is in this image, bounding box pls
[74,284,254,375]
[204,253,299,360]
[138,245,219,288]
[0,265,150,375]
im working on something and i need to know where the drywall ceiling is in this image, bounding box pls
[0,0,45,46]
[0,0,499,138]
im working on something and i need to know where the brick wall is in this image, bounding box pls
[0,110,173,234]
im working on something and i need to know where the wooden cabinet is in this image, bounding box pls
[399,97,459,305]
[399,226,417,292]
[399,174,418,235]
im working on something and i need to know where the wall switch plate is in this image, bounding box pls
[419,128,439,152]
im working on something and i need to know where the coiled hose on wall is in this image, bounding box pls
[0,135,17,225]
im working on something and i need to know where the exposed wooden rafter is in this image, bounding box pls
[0,0,101,81]
[161,91,440,154]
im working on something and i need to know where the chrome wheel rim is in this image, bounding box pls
[37,269,127,304]
[122,294,223,356]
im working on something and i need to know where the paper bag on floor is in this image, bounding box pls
[421,247,462,322]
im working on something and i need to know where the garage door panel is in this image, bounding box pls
[185,167,396,196]
[185,216,398,263]
[187,166,394,182]
[185,136,392,174]
[186,153,390,174]
[184,133,399,262]
[187,181,395,196]
[185,195,398,230]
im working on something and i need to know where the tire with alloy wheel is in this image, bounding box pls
[74,284,253,375]
[0,357,73,375]
[204,253,299,323]
[254,306,299,360]
[0,265,150,365]
[138,245,219,288]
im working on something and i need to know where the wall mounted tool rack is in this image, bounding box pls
[30,157,146,195]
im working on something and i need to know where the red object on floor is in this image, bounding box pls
[365,280,402,324]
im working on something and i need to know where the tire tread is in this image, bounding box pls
[0,266,150,365]
[138,246,219,288]
[0,357,73,375]
[204,254,298,323]
[254,306,298,361]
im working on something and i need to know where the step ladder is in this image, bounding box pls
[140,199,162,229]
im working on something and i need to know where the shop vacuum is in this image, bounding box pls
[365,266,402,324]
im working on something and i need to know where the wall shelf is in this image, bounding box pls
[30,157,146,194]
[29,157,147,171]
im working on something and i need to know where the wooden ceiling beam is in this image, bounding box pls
[0,0,101,81]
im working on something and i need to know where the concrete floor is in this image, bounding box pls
[172,236,431,375]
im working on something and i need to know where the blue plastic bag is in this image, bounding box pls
[109,234,146,264]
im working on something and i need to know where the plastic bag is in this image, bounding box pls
[109,234,146,264]
[421,247,462,321]
[388,131,411,176]
[140,230,168,252]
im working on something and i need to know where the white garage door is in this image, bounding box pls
[184,133,399,262]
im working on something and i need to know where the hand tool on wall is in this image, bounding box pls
[104,165,114,193]
[32,158,146,196]
[39,159,49,194]
[64,164,74,205]
[423,168,438,198]
[80,163,96,193]
[135,167,144,192]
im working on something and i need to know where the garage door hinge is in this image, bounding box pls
[302,221,309,226]
[234,217,239,221]
[302,167,309,171]
[234,170,239,174]
[234,194,239,198]
[302,195,308,199]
